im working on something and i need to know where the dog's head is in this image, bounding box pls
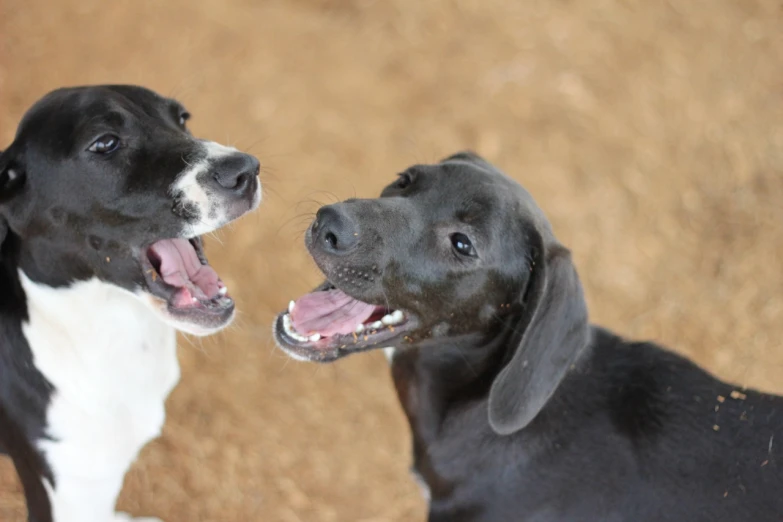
[0,85,261,336]
[274,151,589,433]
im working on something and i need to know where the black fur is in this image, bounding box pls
[283,152,783,521]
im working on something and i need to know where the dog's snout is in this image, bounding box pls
[313,206,359,253]
[212,153,260,196]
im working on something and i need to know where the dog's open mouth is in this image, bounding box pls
[141,237,233,317]
[274,282,418,361]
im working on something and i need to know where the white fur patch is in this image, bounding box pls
[173,141,261,238]
[21,273,179,522]
[412,469,431,503]
[383,347,396,362]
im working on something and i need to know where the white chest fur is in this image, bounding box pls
[20,273,179,521]
[411,469,432,503]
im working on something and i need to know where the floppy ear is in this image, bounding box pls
[0,149,24,197]
[488,230,590,435]
[0,149,24,253]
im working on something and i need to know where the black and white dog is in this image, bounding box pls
[0,85,261,522]
[274,152,783,521]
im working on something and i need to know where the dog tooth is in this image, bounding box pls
[391,310,404,323]
[381,314,395,326]
[219,287,228,296]
[355,323,365,333]
[283,315,296,334]
[288,300,295,313]
[370,321,383,329]
[191,297,199,303]
[309,333,322,342]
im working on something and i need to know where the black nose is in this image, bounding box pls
[313,205,359,253]
[212,153,260,197]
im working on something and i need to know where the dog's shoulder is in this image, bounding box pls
[585,327,782,475]
[586,329,739,436]
[588,327,782,416]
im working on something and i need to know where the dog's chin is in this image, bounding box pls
[136,235,236,337]
[272,280,420,363]
[141,295,235,337]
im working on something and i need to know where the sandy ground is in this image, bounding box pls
[1,0,782,520]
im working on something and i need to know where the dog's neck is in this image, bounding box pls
[391,329,510,440]
[390,320,602,427]
[391,325,602,508]
[389,330,512,501]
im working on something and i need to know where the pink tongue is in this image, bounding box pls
[149,239,220,299]
[291,289,378,337]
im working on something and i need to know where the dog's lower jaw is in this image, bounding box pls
[139,292,236,338]
[21,273,179,522]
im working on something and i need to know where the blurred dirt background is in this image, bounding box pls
[1,0,783,520]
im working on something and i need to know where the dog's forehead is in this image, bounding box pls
[427,162,503,204]
[17,85,179,138]
[436,159,557,243]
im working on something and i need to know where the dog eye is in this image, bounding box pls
[396,172,414,189]
[451,233,476,257]
[178,112,191,126]
[88,134,120,154]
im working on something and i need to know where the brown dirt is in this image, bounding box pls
[1,0,783,520]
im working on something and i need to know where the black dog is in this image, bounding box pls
[0,85,260,522]
[274,152,783,521]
